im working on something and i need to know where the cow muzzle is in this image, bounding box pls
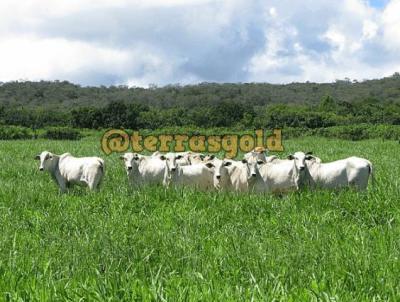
[39,167,44,171]
[127,166,132,171]
[216,175,221,179]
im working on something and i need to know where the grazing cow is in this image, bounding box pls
[213,158,266,193]
[120,153,166,186]
[35,151,104,192]
[161,153,215,190]
[302,152,374,190]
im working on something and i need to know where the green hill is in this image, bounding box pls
[1,73,399,110]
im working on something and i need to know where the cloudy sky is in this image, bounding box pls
[0,0,399,87]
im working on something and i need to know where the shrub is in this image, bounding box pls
[281,124,400,141]
[0,126,33,140]
[40,127,83,140]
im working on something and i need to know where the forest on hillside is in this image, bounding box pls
[0,73,400,131]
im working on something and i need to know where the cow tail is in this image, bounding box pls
[98,159,105,175]
[367,160,374,187]
[94,159,105,189]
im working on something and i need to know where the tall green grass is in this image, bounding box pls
[0,136,399,301]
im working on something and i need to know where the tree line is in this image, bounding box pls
[0,74,400,131]
[0,96,399,130]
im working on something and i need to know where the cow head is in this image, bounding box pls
[242,157,263,180]
[244,148,267,163]
[160,153,183,173]
[213,159,233,189]
[204,154,215,161]
[120,152,141,172]
[198,154,215,163]
[287,151,314,171]
[303,151,322,164]
[35,151,57,172]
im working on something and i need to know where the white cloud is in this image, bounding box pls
[0,35,128,81]
[363,20,379,40]
[0,0,399,86]
[247,0,400,83]
[382,0,400,50]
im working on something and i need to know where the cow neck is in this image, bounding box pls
[247,166,263,190]
[305,160,319,175]
[170,166,182,180]
[49,156,63,186]
[131,161,141,177]
[290,159,301,184]
[163,165,178,187]
[163,165,172,183]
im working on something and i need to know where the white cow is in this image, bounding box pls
[213,157,266,193]
[255,152,306,193]
[241,150,303,193]
[35,151,104,192]
[120,153,167,186]
[161,153,215,190]
[302,152,374,190]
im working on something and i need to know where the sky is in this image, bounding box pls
[0,0,399,87]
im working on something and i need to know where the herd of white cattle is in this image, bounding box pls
[35,147,374,193]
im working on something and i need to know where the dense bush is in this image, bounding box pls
[40,127,83,140]
[281,124,400,141]
[1,76,400,141]
[1,76,400,132]
[0,126,33,140]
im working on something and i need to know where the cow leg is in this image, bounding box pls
[58,180,68,193]
[87,173,103,191]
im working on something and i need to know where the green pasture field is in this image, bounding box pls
[0,136,399,301]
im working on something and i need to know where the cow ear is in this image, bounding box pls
[209,154,215,160]
[241,159,247,164]
[176,155,183,160]
[287,154,294,160]
[199,154,205,160]
[305,155,314,160]
[224,161,232,167]
[205,162,214,169]
[306,151,313,155]
[257,160,265,165]
[34,155,40,160]
[160,155,166,160]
